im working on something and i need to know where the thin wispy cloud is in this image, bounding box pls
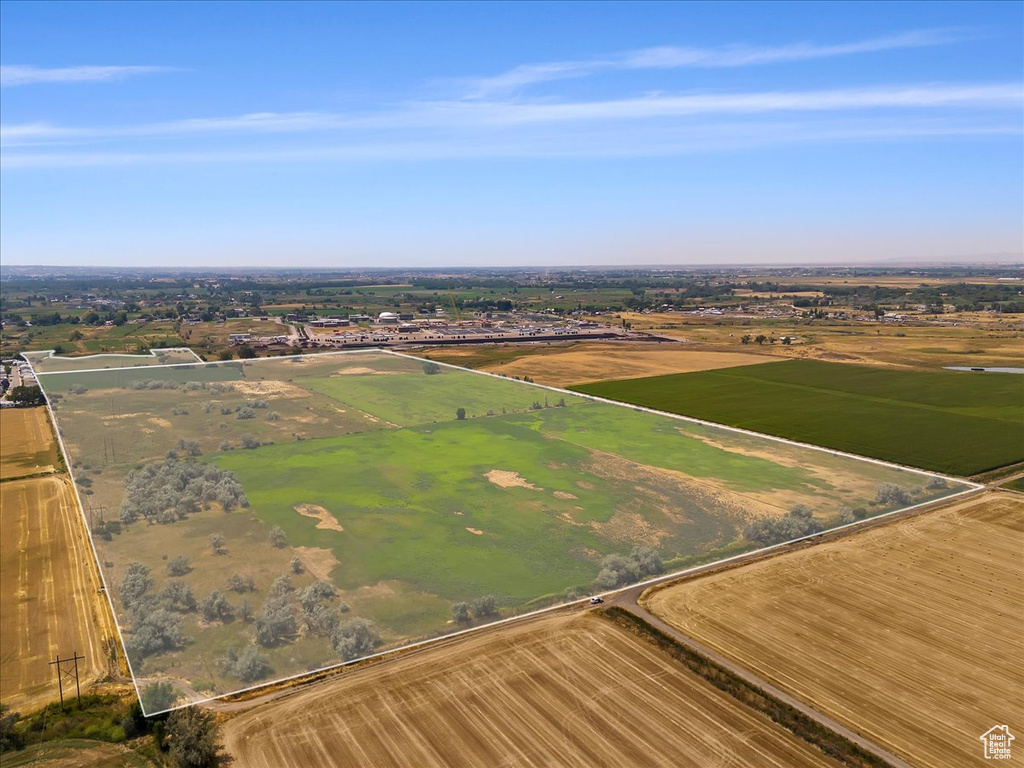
[462,28,975,97]
[3,83,1020,147]
[3,118,1017,169]
[0,64,175,87]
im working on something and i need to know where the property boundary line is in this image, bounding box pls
[24,347,983,715]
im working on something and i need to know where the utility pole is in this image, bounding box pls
[48,651,85,711]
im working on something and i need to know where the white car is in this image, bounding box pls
[589,596,604,605]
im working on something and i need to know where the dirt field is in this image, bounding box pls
[614,313,1023,370]
[0,407,60,480]
[0,476,113,712]
[645,492,1024,768]
[425,342,774,386]
[222,612,838,768]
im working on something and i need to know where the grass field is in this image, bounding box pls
[0,477,113,712]
[0,407,60,480]
[644,492,1024,768]
[23,348,200,373]
[36,350,968,712]
[573,359,1023,475]
[222,611,839,768]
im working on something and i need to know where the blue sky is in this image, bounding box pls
[1,0,1021,268]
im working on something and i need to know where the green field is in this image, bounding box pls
[38,350,970,713]
[573,360,1024,476]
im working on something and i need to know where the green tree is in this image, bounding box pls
[7,385,45,406]
[141,681,179,713]
[451,601,471,624]
[166,706,219,767]
[268,526,287,548]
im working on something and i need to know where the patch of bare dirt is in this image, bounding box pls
[294,504,344,532]
[233,380,312,398]
[294,547,340,581]
[485,469,542,490]
[465,527,484,535]
[553,490,577,499]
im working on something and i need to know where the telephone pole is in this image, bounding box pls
[48,651,85,711]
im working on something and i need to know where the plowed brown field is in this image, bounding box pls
[0,407,59,479]
[0,476,112,711]
[645,492,1024,768]
[223,612,838,768]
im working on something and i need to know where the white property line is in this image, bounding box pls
[25,347,984,714]
[27,347,203,373]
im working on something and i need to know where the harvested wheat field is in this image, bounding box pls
[645,492,1024,768]
[424,342,773,387]
[0,407,60,480]
[223,611,838,768]
[488,346,772,386]
[0,476,112,711]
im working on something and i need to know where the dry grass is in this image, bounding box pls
[222,612,839,768]
[0,477,113,711]
[644,492,1024,768]
[0,407,59,479]
[461,343,773,386]
[614,313,1023,370]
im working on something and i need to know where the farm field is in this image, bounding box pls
[22,347,200,373]
[36,350,968,712]
[420,343,774,387]
[0,476,113,712]
[0,407,60,480]
[644,492,1024,768]
[574,359,1024,475]
[612,312,1024,370]
[222,611,839,768]
[2,320,184,359]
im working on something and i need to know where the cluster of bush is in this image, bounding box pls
[450,595,500,624]
[743,504,823,546]
[127,379,180,390]
[595,546,663,589]
[118,458,248,524]
[118,563,185,663]
[182,381,235,394]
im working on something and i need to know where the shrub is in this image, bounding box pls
[167,555,191,576]
[268,526,287,548]
[875,483,912,507]
[451,602,470,624]
[331,617,381,661]
[254,595,297,647]
[471,595,499,618]
[743,504,823,546]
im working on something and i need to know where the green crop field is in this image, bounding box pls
[37,350,970,714]
[573,359,1024,476]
